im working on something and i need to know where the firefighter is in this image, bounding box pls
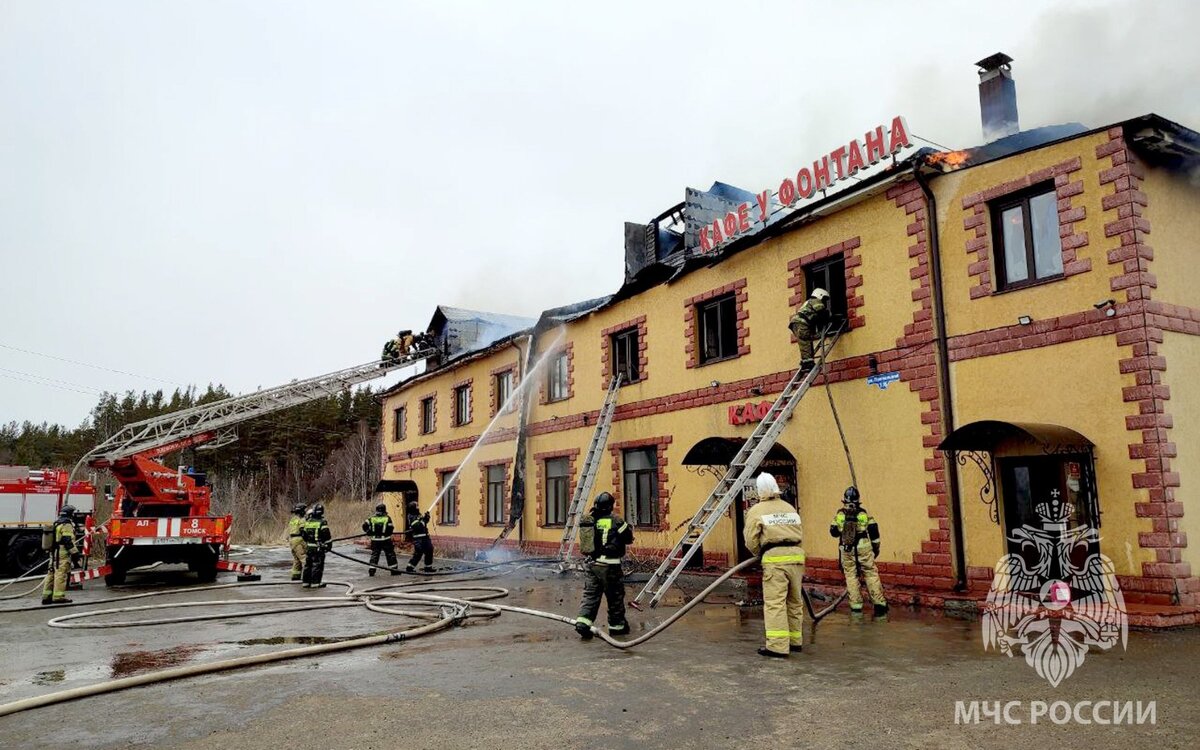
[574,492,634,639]
[829,486,888,616]
[301,503,332,588]
[404,500,434,573]
[363,502,400,576]
[288,503,307,581]
[788,287,832,370]
[744,474,806,657]
[41,505,78,605]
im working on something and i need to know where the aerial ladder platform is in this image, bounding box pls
[631,331,841,609]
[556,374,622,566]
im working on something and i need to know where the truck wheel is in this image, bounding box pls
[5,533,48,577]
[104,557,127,586]
[190,549,219,583]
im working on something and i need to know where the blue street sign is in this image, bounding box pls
[866,371,901,390]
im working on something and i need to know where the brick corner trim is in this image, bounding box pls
[684,278,750,368]
[786,237,865,330]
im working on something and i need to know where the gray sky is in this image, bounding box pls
[2,0,1197,426]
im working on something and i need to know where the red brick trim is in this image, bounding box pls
[600,315,648,387]
[390,402,408,443]
[450,377,474,427]
[609,436,672,531]
[417,391,437,435]
[489,364,516,418]
[435,466,460,526]
[684,278,750,368]
[1097,128,1194,603]
[385,426,519,462]
[479,458,512,527]
[786,237,865,330]
[534,448,580,527]
[960,157,1089,298]
[539,342,575,404]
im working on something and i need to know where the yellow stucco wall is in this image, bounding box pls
[1141,167,1200,308]
[1163,332,1200,572]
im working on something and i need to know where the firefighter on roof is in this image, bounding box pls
[744,474,806,657]
[363,502,400,575]
[288,503,307,581]
[788,288,832,370]
[405,500,434,573]
[301,503,332,588]
[42,505,78,605]
[829,486,888,616]
[574,492,634,639]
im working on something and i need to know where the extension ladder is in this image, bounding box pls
[557,374,623,563]
[632,331,842,608]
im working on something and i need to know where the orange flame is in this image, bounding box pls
[927,149,971,168]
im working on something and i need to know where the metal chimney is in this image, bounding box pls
[976,52,1018,141]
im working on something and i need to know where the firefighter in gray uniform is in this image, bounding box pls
[574,492,634,639]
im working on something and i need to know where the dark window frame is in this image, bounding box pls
[990,182,1064,292]
[494,370,514,414]
[622,447,659,528]
[544,457,570,527]
[803,253,847,328]
[696,293,739,365]
[439,470,458,525]
[611,327,641,384]
[485,464,507,526]
[546,352,569,402]
[453,384,471,426]
[419,396,435,435]
[392,406,406,442]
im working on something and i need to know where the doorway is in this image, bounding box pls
[998,453,1097,564]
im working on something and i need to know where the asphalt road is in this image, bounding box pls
[1,546,1196,749]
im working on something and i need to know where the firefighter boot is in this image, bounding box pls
[874,603,889,617]
[406,564,415,573]
[574,621,594,640]
[757,647,788,659]
[422,566,434,573]
[41,596,53,605]
[368,568,376,577]
[390,568,401,576]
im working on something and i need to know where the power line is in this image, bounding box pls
[0,366,110,395]
[0,371,104,397]
[912,132,956,152]
[0,342,182,386]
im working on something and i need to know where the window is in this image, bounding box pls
[439,471,458,525]
[547,352,569,402]
[486,464,506,525]
[991,185,1063,290]
[494,370,514,414]
[611,328,640,383]
[623,447,658,527]
[392,406,406,442]
[697,293,738,364]
[420,396,435,434]
[544,457,570,526]
[804,254,847,326]
[454,385,471,426]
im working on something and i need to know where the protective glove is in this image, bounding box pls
[872,542,881,558]
[829,524,840,538]
[422,512,430,523]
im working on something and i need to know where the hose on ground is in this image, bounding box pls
[0,558,49,600]
[324,544,561,577]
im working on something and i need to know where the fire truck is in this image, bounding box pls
[72,348,433,586]
[0,466,96,577]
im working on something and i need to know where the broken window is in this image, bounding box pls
[392,406,406,442]
[546,352,569,402]
[439,471,458,525]
[623,447,658,527]
[486,464,506,525]
[991,185,1063,290]
[611,327,640,383]
[420,397,435,434]
[804,254,847,327]
[454,384,471,426]
[544,457,570,526]
[697,293,738,364]
[494,370,514,414]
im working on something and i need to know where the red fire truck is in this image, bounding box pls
[0,466,96,577]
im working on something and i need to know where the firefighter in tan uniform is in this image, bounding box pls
[788,288,831,370]
[744,474,806,658]
[829,486,888,616]
[288,504,307,581]
[41,505,78,605]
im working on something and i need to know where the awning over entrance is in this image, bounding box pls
[681,437,796,465]
[937,421,1094,454]
[374,479,418,494]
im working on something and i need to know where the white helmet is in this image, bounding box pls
[811,288,830,301]
[755,473,781,499]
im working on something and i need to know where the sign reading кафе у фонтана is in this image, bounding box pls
[698,115,913,254]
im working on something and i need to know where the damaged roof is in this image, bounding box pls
[426,305,536,334]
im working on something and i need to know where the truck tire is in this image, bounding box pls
[190,548,219,583]
[5,532,48,577]
[104,556,127,586]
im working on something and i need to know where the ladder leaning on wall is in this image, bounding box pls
[556,373,623,566]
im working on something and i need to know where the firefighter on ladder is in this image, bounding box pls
[288,504,307,581]
[744,474,806,657]
[405,500,434,573]
[42,505,78,605]
[301,503,332,588]
[574,492,634,639]
[381,330,416,364]
[788,287,831,371]
[829,486,888,616]
[363,502,400,575]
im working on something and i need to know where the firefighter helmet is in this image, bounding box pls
[375,502,387,514]
[58,504,76,517]
[844,486,860,505]
[311,503,325,519]
[811,287,830,301]
[755,473,781,499]
[292,503,306,515]
[593,492,615,513]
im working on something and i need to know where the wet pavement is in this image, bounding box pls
[1,545,1197,749]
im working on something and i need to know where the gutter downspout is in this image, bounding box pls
[508,333,535,545]
[914,166,968,593]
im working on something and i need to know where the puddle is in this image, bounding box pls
[32,669,65,686]
[111,645,201,678]
[234,632,384,646]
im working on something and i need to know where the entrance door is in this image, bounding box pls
[998,454,1096,560]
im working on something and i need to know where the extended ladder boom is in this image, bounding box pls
[83,349,435,468]
[557,374,622,562]
[632,331,841,609]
